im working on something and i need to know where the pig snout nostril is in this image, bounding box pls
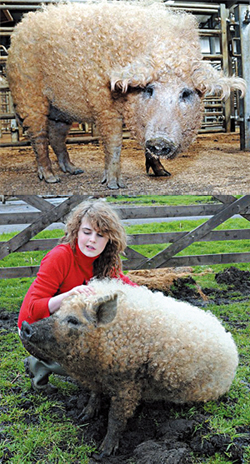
[146,139,174,157]
[21,320,33,339]
[162,146,171,155]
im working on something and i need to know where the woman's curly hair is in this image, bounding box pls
[59,199,127,278]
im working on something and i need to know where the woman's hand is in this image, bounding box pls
[68,285,95,296]
[48,285,95,314]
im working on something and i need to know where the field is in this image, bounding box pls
[0,197,250,463]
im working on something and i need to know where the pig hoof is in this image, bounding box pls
[150,168,171,177]
[78,392,101,422]
[145,151,171,177]
[118,179,125,188]
[91,452,104,461]
[107,181,119,189]
[59,161,84,175]
[72,168,84,175]
[101,175,118,189]
[38,173,60,183]
[107,179,126,189]
[101,172,125,189]
[37,167,60,183]
[45,175,61,183]
[91,449,115,461]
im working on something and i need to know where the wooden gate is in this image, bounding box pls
[0,194,250,279]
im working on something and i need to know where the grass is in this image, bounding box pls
[0,195,250,463]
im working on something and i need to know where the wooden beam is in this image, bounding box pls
[214,195,250,222]
[134,196,250,269]
[127,229,250,245]
[114,204,225,219]
[123,252,250,271]
[16,195,55,212]
[0,195,84,260]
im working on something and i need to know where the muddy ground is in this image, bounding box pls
[0,132,250,196]
[1,267,250,463]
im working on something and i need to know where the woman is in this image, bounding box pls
[18,199,136,392]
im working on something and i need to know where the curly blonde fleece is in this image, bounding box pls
[58,278,238,405]
[8,1,245,109]
[60,200,126,278]
[6,0,246,187]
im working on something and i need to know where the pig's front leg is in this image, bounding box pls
[94,383,141,460]
[99,115,125,189]
[78,391,101,421]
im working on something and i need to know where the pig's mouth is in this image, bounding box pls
[20,320,54,363]
[145,138,179,159]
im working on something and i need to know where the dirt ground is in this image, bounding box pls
[0,132,249,196]
[1,267,250,463]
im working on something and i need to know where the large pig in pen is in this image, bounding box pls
[20,279,238,459]
[7,1,246,189]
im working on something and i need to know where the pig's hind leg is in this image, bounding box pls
[48,118,84,176]
[16,109,60,183]
[7,59,60,183]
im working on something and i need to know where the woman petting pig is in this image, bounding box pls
[18,199,137,393]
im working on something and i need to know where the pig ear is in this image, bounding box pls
[110,62,157,93]
[93,293,118,326]
[192,61,246,100]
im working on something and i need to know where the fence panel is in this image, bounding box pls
[0,195,250,278]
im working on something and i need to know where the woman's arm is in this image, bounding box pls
[48,285,95,314]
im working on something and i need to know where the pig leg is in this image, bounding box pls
[101,145,125,189]
[13,82,59,183]
[48,119,84,175]
[145,149,171,177]
[78,391,101,421]
[30,133,60,183]
[96,382,141,459]
[98,115,125,189]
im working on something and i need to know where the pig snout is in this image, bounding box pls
[21,320,33,341]
[145,138,177,159]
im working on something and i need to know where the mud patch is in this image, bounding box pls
[60,394,247,464]
[0,309,18,333]
[215,266,250,294]
[202,266,250,305]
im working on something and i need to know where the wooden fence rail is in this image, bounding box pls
[0,195,250,279]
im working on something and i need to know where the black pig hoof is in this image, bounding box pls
[91,452,105,461]
[145,150,171,177]
[72,168,84,175]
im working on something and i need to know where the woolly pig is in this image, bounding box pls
[20,279,238,459]
[7,2,246,188]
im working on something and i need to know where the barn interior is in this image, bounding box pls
[0,1,249,195]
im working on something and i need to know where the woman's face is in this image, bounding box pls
[77,217,109,257]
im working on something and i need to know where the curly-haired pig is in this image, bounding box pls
[6,1,246,188]
[20,279,238,459]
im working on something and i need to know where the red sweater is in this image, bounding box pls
[18,242,136,329]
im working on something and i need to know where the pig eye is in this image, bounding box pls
[180,88,194,102]
[66,316,80,326]
[142,85,155,97]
